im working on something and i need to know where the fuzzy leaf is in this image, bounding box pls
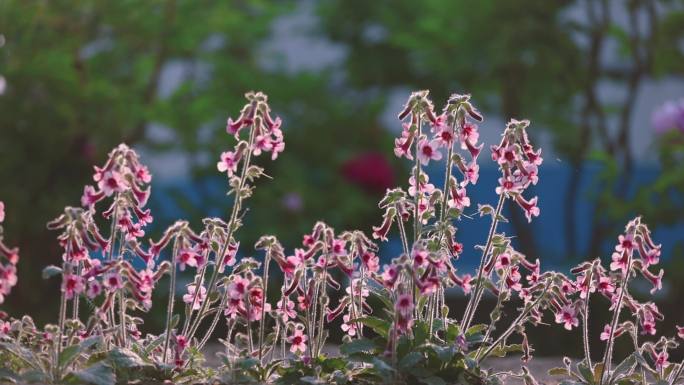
[398,351,423,370]
[340,338,377,355]
[59,336,102,369]
[548,367,570,376]
[419,376,447,385]
[67,362,115,385]
[107,347,150,368]
[41,265,62,279]
[352,316,390,339]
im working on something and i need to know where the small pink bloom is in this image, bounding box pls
[417,139,442,166]
[600,324,612,341]
[555,304,579,330]
[217,151,241,176]
[515,195,540,222]
[183,284,206,310]
[408,173,435,197]
[97,171,125,196]
[610,251,630,273]
[361,252,379,273]
[276,298,296,322]
[103,272,124,292]
[81,186,104,207]
[177,248,200,271]
[0,201,4,223]
[395,293,414,317]
[61,274,85,300]
[86,279,103,299]
[288,326,308,354]
[447,184,470,211]
[676,325,684,340]
[341,314,358,336]
[0,321,10,337]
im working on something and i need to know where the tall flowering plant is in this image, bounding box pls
[0,90,678,385]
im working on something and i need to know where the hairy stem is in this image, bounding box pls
[187,123,256,341]
[599,255,633,385]
[462,194,506,330]
[258,248,272,364]
[162,236,180,364]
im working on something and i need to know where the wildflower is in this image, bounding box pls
[447,182,470,211]
[597,276,615,295]
[81,186,104,208]
[288,325,308,354]
[98,170,125,196]
[515,195,540,222]
[616,234,635,254]
[276,298,296,322]
[61,274,85,300]
[216,150,242,177]
[654,350,669,371]
[677,326,684,340]
[0,201,4,223]
[103,272,124,292]
[408,172,435,197]
[183,285,207,311]
[177,247,200,271]
[361,252,380,273]
[341,314,358,336]
[417,139,442,166]
[394,127,415,160]
[610,251,630,273]
[641,268,664,294]
[395,293,414,317]
[86,279,103,299]
[555,304,579,330]
[0,321,10,337]
[381,264,399,289]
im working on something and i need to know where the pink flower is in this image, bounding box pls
[103,272,124,292]
[515,195,540,222]
[447,184,470,211]
[183,284,206,310]
[81,186,104,208]
[341,314,358,336]
[61,274,85,300]
[361,252,379,273]
[408,173,435,197]
[600,324,612,341]
[0,201,5,223]
[495,175,523,196]
[216,151,241,176]
[641,268,663,294]
[177,247,200,271]
[341,152,395,194]
[86,279,103,299]
[288,326,308,354]
[641,318,657,336]
[381,264,399,289]
[395,293,414,317]
[417,139,442,166]
[394,125,415,160]
[654,351,669,371]
[276,298,296,322]
[610,251,630,273]
[616,234,635,254]
[0,321,10,337]
[252,135,273,156]
[676,325,684,340]
[459,123,479,148]
[330,239,346,257]
[97,170,125,196]
[555,304,579,330]
[597,276,615,295]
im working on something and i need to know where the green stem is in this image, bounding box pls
[413,116,423,242]
[599,254,633,385]
[462,194,506,330]
[162,236,180,364]
[258,248,272,364]
[186,123,256,341]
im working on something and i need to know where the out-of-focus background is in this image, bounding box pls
[1,0,683,357]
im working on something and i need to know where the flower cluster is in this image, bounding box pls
[0,201,19,305]
[0,90,680,385]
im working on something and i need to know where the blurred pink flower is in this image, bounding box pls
[652,98,684,134]
[341,152,394,193]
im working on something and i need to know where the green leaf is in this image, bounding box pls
[107,347,150,368]
[340,338,376,355]
[610,354,636,382]
[398,351,423,370]
[548,367,570,376]
[59,336,102,369]
[419,376,447,385]
[465,324,487,337]
[42,265,63,279]
[352,316,390,339]
[67,362,115,385]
